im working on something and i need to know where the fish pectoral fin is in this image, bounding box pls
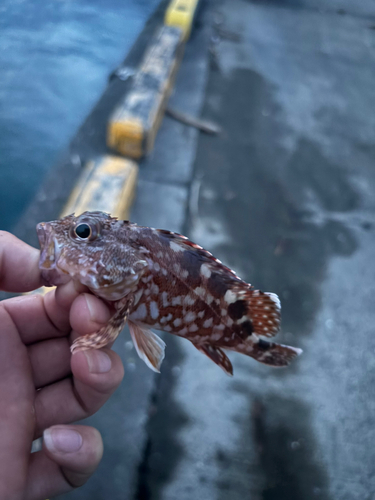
[71,296,131,353]
[128,321,166,373]
[194,344,233,376]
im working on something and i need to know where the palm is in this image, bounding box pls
[0,232,124,500]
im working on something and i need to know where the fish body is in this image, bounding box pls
[37,211,302,375]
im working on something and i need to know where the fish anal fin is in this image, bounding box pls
[194,344,233,376]
[128,320,166,373]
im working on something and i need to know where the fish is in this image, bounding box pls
[36,211,302,375]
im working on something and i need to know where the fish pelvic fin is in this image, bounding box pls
[230,337,302,367]
[194,344,233,376]
[128,321,166,373]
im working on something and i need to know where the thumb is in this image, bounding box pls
[26,425,103,500]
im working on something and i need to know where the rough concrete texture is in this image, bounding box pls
[250,0,375,18]
[61,179,189,500]
[132,1,375,500]
[58,7,207,498]
[23,0,375,498]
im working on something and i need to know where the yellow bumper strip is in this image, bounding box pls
[107,25,184,159]
[61,155,138,220]
[165,0,200,41]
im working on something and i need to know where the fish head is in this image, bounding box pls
[37,211,147,299]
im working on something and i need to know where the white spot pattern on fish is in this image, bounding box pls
[36,211,302,376]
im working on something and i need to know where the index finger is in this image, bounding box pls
[0,231,42,293]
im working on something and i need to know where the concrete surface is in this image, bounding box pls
[129,1,375,500]
[8,0,375,498]
[58,4,209,498]
[251,0,375,18]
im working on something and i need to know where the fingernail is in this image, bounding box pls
[85,294,98,322]
[84,349,112,373]
[44,427,83,453]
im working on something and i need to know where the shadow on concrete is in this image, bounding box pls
[216,392,332,500]
[135,336,190,500]
[192,67,358,351]
[188,65,360,498]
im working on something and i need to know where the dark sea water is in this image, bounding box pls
[0,0,159,231]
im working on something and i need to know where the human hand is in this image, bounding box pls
[0,231,124,499]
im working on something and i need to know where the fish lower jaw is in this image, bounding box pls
[40,267,71,287]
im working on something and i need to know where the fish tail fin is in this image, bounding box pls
[231,337,302,367]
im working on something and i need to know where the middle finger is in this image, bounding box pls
[33,348,124,438]
[28,292,112,387]
[28,338,71,389]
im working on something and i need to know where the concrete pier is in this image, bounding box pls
[130,2,375,499]
[10,0,375,498]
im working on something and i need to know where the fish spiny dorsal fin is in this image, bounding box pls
[155,229,242,281]
[224,286,281,338]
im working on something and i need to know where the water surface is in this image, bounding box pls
[0,0,159,231]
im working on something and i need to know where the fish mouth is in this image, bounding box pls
[36,222,70,286]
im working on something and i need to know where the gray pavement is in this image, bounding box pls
[58,5,210,498]
[128,1,375,499]
[13,0,375,498]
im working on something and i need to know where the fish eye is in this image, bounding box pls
[74,223,91,239]
[70,218,100,242]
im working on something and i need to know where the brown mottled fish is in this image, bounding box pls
[37,211,302,375]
